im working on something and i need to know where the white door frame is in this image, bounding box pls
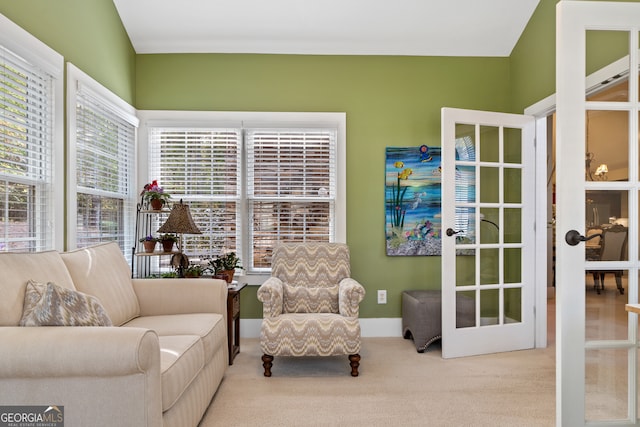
[534,115,549,350]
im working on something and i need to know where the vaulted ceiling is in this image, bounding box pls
[113,0,540,57]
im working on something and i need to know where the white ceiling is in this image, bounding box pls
[112,0,540,57]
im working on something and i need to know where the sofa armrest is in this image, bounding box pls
[339,278,366,317]
[0,326,163,427]
[257,277,284,318]
[132,278,227,319]
[0,327,160,377]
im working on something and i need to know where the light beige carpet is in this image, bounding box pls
[199,337,555,427]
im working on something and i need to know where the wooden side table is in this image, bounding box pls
[227,283,246,365]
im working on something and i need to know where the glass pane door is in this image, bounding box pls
[441,108,535,359]
[556,2,640,424]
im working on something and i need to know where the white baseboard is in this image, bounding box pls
[240,319,261,338]
[240,318,403,339]
[360,318,403,337]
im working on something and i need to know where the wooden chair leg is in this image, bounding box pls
[615,273,624,295]
[349,354,361,377]
[262,354,273,377]
[592,272,599,293]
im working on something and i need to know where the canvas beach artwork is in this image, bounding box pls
[385,145,442,256]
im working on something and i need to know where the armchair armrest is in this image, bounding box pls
[132,278,227,319]
[0,326,160,377]
[339,278,366,317]
[257,277,284,317]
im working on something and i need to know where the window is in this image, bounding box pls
[67,64,138,258]
[139,111,345,278]
[247,129,335,269]
[0,13,63,251]
[148,127,241,260]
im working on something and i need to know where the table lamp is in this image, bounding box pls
[157,199,201,276]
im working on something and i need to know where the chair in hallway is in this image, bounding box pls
[589,224,627,295]
[257,242,366,376]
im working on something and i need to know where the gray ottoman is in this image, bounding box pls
[402,290,475,353]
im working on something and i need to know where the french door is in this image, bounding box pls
[441,107,536,359]
[556,1,640,425]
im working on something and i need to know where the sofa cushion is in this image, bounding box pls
[61,242,140,326]
[20,280,112,326]
[123,313,225,363]
[158,335,204,411]
[0,250,76,326]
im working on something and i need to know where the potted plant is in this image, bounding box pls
[209,250,241,283]
[159,233,178,252]
[183,264,205,278]
[139,235,158,253]
[141,180,171,210]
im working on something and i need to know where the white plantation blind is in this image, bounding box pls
[149,128,241,256]
[0,45,55,251]
[247,129,336,269]
[454,135,476,237]
[75,83,137,251]
[247,129,336,198]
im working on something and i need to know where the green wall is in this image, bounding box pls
[510,0,557,113]
[0,0,136,104]
[510,0,640,113]
[136,54,512,318]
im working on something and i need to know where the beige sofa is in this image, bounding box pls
[0,242,228,427]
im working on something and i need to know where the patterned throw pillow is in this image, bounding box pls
[20,280,112,327]
[283,284,339,314]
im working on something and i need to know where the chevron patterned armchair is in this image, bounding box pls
[257,242,366,376]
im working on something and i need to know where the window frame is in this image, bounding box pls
[0,13,64,251]
[138,110,346,284]
[66,63,139,255]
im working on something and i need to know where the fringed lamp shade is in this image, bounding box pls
[157,200,201,235]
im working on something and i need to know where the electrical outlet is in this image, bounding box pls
[377,290,387,304]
